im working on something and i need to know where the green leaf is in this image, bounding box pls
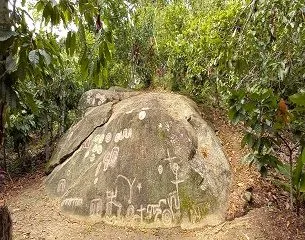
[0,30,17,42]
[290,92,305,106]
[35,1,45,12]
[277,163,290,178]
[241,132,254,148]
[28,50,39,65]
[103,41,111,61]
[259,154,282,168]
[105,31,113,43]
[293,148,305,186]
[242,153,256,166]
[5,54,17,73]
[299,173,305,192]
[23,92,38,114]
[38,49,51,65]
[79,52,89,77]
[66,31,71,55]
[42,2,52,25]
[273,179,291,193]
[70,32,76,56]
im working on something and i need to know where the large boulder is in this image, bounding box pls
[45,90,231,229]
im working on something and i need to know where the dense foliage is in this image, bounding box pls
[0,0,305,212]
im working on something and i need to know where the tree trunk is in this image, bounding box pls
[45,117,50,162]
[0,0,10,31]
[60,91,66,135]
[0,201,12,240]
[0,0,10,171]
[0,102,4,150]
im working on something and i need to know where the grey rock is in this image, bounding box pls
[45,91,231,229]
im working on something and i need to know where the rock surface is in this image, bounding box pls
[45,89,231,228]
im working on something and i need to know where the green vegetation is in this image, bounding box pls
[0,0,305,214]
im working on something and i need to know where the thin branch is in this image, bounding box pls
[277,132,293,153]
[0,71,8,81]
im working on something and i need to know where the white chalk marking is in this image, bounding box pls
[94,178,98,185]
[103,152,111,171]
[61,198,83,207]
[84,151,90,158]
[137,183,142,193]
[158,165,163,175]
[105,133,112,143]
[57,179,66,194]
[114,132,121,143]
[110,147,120,167]
[139,111,147,120]
[90,199,103,215]
[95,162,103,177]
[89,154,96,162]
[116,175,135,204]
[125,109,135,114]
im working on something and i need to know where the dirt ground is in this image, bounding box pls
[2,106,305,239]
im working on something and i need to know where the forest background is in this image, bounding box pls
[0,0,305,213]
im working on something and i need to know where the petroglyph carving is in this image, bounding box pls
[92,144,103,155]
[125,109,135,114]
[139,111,147,120]
[110,147,119,167]
[86,93,106,106]
[162,209,172,226]
[89,153,96,162]
[93,134,105,144]
[95,93,107,105]
[105,133,112,143]
[116,175,135,204]
[163,149,178,163]
[136,205,146,223]
[103,147,120,172]
[84,151,90,158]
[114,128,132,143]
[103,152,111,171]
[83,138,91,149]
[158,165,163,175]
[86,93,93,104]
[137,183,142,193]
[90,199,103,215]
[145,154,183,224]
[189,203,210,223]
[165,122,170,131]
[57,179,66,194]
[61,198,83,208]
[90,134,104,162]
[94,162,103,184]
[95,162,103,177]
[105,188,122,218]
[126,204,135,219]
[114,132,122,143]
[167,191,180,212]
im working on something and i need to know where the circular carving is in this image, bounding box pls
[105,133,112,143]
[138,111,147,120]
[162,209,172,226]
[158,165,163,175]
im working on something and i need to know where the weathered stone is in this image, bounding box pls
[78,88,140,114]
[46,102,113,172]
[46,91,231,229]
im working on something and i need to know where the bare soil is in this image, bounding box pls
[1,106,305,239]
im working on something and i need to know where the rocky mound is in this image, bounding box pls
[45,89,231,229]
